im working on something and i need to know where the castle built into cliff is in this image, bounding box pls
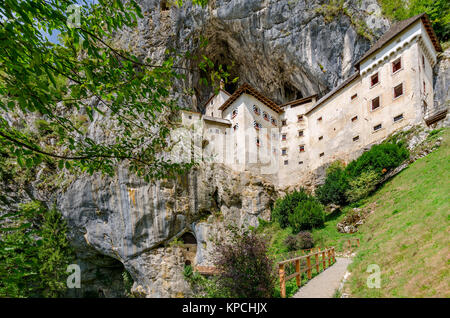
[181,13,446,187]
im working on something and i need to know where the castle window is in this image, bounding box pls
[271,117,277,126]
[353,135,360,142]
[373,123,382,132]
[351,94,358,100]
[233,123,239,131]
[188,115,192,120]
[263,112,269,121]
[299,145,305,152]
[282,120,287,126]
[371,96,380,110]
[351,116,358,122]
[371,73,379,87]
[281,148,287,156]
[211,112,214,117]
[253,105,260,115]
[231,108,238,119]
[422,55,425,68]
[297,115,304,122]
[319,152,324,157]
[281,134,287,141]
[299,161,304,165]
[284,160,289,165]
[318,136,323,141]
[317,116,322,122]
[394,84,403,99]
[298,130,304,137]
[256,137,261,147]
[392,58,402,73]
[394,114,404,123]
[423,81,426,92]
[211,100,213,105]
[254,121,262,130]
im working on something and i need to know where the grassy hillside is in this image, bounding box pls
[261,127,448,298]
[342,127,449,297]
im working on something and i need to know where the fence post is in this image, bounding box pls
[315,251,320,273]
[295,259,301,287]
[348,239,351,249]
[332,247,336,262]
[357,238,360,247]
[279,263,286,298]
[322,250,327,269]
[307,256,312,279]
[328,249,332,266]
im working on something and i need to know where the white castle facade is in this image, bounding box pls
[179,14,446,187]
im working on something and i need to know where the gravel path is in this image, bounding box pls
[292,257,352,298]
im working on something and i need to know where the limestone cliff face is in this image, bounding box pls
[434,48,450,126]
[117,0,389,107]
[57,163,276,297]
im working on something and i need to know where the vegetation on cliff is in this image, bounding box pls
[379,0,449,42]
[0,201,75,297]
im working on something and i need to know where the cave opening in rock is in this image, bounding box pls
[194,38,241,110]
[181,232,197,244]
[160,0,169,11]
[283,82,303,102]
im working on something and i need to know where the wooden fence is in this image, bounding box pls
[277,247,335,298]
[344,238,360,250]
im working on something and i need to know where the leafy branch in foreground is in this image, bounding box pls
[0,0,233,181]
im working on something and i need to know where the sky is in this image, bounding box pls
[42,0,97,44]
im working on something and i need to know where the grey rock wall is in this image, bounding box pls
[116,0,389,108]
[57,163,277,297]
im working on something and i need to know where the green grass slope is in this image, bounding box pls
[343,128,450,297]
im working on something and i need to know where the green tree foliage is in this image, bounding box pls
[0,201,74,297]
[345,170,380,203]
[316,161,350,206]
[272,188,325,232]
[317,141,409,206]
[379,0,449,42]
[271,189,309,228]
[0,0,233,182]
[289,199,325,232]
[345,142,409,179]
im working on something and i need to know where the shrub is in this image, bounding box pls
[297,231,315,249]
[284,235,301,251]
[183,265,227,298]
[284,231,315,251]
[271,189,309,228]
[316,161,350,206]
[346,170,380,203]
[213,227,276,298]
[289,199,325,232]
[345,142,409,178]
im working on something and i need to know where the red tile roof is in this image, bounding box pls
[218,83,283,114]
